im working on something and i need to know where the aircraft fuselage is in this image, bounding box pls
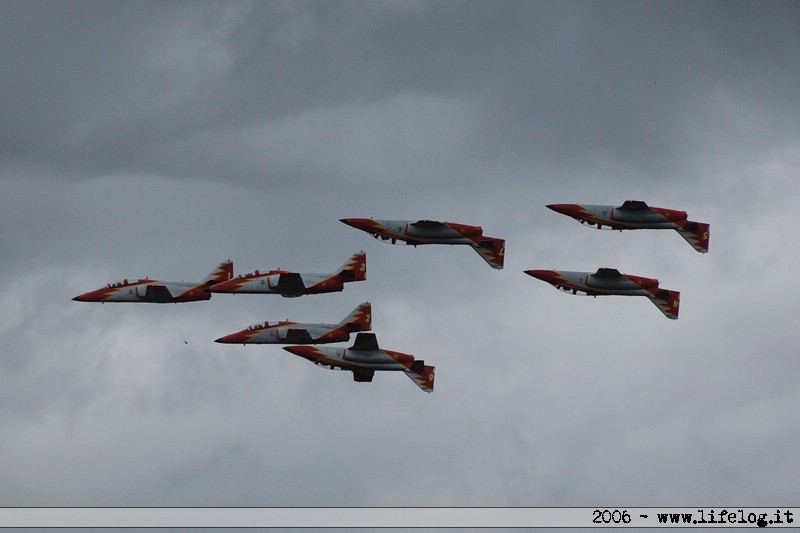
[528,269,659,296]
[547,203,686,230]
[286,345,414,371]
[525,268,680,319]
[342,218,481,245]
[72,279,211,303]
[216,322,348,344]
[210,271,344,295]
[340,218,505,269]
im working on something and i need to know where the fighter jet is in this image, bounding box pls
[215,302,372,345]
[525,268,680,320]
[72,261,233,303]
[340,218,505,269]
[546,201,710,253]
[283,333,435,393]
[209,252,366,297]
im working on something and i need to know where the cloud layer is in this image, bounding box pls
[1,1,799,509]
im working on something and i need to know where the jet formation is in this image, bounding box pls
[73,201,708,392]
[340,218,505,270]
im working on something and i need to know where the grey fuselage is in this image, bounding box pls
[311,347,410,371]
[373,220,476,244]
[553,270,652,296]
[576,205,680,229]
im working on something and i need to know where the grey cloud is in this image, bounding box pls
[5,1,798,186]
[1,0,799,518]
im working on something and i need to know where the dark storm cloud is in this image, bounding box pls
[3,1,798,184]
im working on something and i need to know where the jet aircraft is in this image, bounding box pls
[72,261,233,303]
[209,252,366,297]
[340,218,505,269]
[283,333,435,392]
[525,267,680,319]
[547,200,710,253]
[215,302,372,345]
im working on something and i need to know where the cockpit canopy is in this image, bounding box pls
[106,278,132,288]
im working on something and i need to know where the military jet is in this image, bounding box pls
[340,218,505,269]
[547,201,710,253]
[209,252,366,297]
[525,268,680,320]
[72,261,233,303]
[283,333,435,392]
[215,302,372,345]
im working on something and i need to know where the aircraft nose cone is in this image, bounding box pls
[72,290,101,302]
[283,345,306,354]
[283,346,320,359]
[215,330,251,344]
[546,204,578,216]
[524,269,555,282]
[340,218,374,231]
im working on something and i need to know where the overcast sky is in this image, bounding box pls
[1,0,799,515]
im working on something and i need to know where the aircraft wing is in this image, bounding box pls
[352,368,375,382]
[144,284,173,302]
[616,200,651,211]
[409,220,446,228]
[283,329,315,344]
[275,272,306,296]
[351,332,380,351]
[593,268,623,278]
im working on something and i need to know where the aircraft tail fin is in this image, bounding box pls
[403,361,436,392]
[336,251,367,282]
[405,361,435,393]
[202,261,234,286]
[648,289,680,320]
[471,237,505,269]
[676,221,710,253]
[340,302,372,332]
